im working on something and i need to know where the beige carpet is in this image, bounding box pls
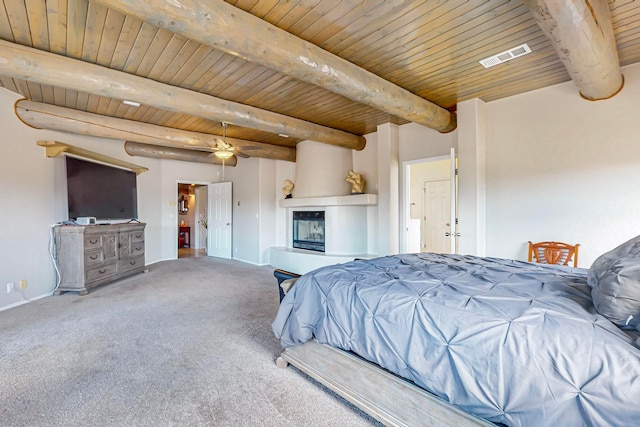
[0,256,381,426]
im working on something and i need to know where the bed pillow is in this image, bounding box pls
[588,235,640,327]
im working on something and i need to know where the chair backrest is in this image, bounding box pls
[528,241,579,268]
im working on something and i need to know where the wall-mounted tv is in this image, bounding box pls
[66,156,138,221]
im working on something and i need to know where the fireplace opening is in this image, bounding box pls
[293,211,325,252]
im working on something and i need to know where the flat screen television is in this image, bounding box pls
[66,156,138,221]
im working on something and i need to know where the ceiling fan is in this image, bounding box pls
[193,122,252,159]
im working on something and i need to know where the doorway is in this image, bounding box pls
[403,150,458,254]
[177,183,208,258]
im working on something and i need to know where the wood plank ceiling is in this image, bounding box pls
[1,0,640,160]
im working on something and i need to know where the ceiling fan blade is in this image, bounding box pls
[236,152,250,159]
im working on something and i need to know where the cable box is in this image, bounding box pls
[76,217,97,225]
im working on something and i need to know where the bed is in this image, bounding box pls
[272,238,640,426]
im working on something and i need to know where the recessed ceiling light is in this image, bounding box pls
[278,133,290,138]
[479,43,532,68]
[123,100,141,107]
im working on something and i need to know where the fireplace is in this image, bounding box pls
[272,194,377,274]
[292,211,325,252]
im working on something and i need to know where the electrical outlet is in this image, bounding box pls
[6,282,15,293]
[19,279,27,290]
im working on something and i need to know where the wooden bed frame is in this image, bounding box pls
[276,340,495,427]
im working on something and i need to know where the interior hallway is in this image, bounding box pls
[178,248,207,258]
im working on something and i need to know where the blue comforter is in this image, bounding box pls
[272,253,640,426]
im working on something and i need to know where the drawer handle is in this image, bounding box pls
[135,234,142,238]
[135,246,141,251]
[89,255,98,260]
[99,269,107,274]
[130,261,137,265]
[89,239,98,244]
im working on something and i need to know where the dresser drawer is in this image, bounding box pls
[119,256,145,274]
[84,249,104,266]
[131,231,145,242]
[131,241,145,256]
[84,235,103,250]
[86,263,117,282]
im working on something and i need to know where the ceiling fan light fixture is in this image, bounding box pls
[214,122,235,160]
[214,150,234,160]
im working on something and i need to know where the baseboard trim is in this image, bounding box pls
[0,292,52,312]
[232,257,268,267]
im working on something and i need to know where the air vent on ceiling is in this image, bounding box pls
[479,43,532,68]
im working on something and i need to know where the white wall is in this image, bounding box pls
[353,132,379,194]
[353,132,379,255]
[223,156,279,266]
[294,141,353,197]
[376,123,400,255]
[274,160,296,247]
[399,122,458,161]
[457,98,487,256]
[0,88,161,309]
[485,62,640,267]
[0,89,60,309]
[0,87,224,311]
[225,157,260,264]
[259,159,277,264]
[135,156,163,263]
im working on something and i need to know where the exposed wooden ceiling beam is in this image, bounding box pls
[0,40,364,150]
[522,0,623,100]
[96,0,456,133]
[14,100,296,162]
[124,141,237,166]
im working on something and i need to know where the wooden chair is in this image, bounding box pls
[528,241,579,268]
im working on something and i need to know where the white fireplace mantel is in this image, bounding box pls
[279,193,377,208]
[270,193,378,275]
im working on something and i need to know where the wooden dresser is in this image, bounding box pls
[53,223,146,295]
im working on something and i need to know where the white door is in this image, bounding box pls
[422,179,451,253]
[418,148,458,254]
[207,182,232,258]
